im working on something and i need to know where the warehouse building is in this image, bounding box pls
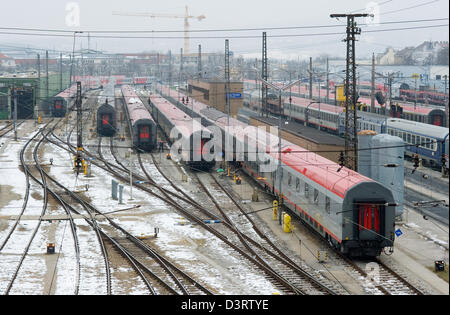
[187,79,244,118]
[0,72,70,119]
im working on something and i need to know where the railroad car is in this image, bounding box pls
[386,119,449,168]
[160,85,396,257]
[283,96,448,167]
[122,85,157,152]
[396,87,448,107]
[52,85,77,117]
[149,93,215,171]
[244,80,447,127]
[97,100,116,137]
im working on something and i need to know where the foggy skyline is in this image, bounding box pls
[0,0,448,60]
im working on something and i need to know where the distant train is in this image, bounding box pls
[52,85,78,117]
[244,81,447,127]
[121,85,157,152]
[158,85,396,257]
[272,96,448,168]
[149,92,215,171]
[395,85,448,107]
[386,119,449,168]
[97,99,116,137]
[97,84,116,137]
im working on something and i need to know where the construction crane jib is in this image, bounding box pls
[112,6,205,55]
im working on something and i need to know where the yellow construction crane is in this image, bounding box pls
[112,6,206,55]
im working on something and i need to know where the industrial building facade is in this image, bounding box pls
[187,79,244,118]
[0,73,70,120]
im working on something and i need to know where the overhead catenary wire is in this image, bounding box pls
[0,23,448,40]
[0,17,447,34]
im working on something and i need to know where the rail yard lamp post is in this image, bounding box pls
[70,31,83,86]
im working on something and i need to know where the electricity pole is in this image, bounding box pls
[262,32,268,117]
[444,75,448,127]
[60,53,63,91]
[75,81,83,175]
[198,44,202,79]
[168,50,172,87]
[37,54,41,119]
[12,85,17,141]
[371,53,376,113]
[45,50,52,115]
[326,57,330,104]
[225,39,231,174]
[309,57,313,100]
[330,13,371,171]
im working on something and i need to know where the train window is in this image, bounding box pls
[304,183,310,198]
[296,178,300,192]
[412,135,416,144]
[425,138,431,149]
[407,134,411,144]
[403,133,407,142]
[314,189,319,205]
[325,197,330,214]
[314,221,318,229]
[288,174,292,187]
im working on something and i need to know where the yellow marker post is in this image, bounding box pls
[273,200,278,221]
[283,213,291,233]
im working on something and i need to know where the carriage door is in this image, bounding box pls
[358,204,383,240]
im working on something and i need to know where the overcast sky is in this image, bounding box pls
[0,0,448,59]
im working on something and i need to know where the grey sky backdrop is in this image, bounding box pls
[0,0,448,59]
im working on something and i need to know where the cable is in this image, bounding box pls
[1,17,447,34]
[382,0,442,15]
[0,23,448,40]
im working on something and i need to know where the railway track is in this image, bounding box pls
[73,112,315,295]
[48,88,422,295]
[50,116,213,294]
[52,91,212,295]
[0,120,25,139]
[131,147,343,295]
[235,167,427,295]
[193,171,345,295]
[2,120,83,295]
